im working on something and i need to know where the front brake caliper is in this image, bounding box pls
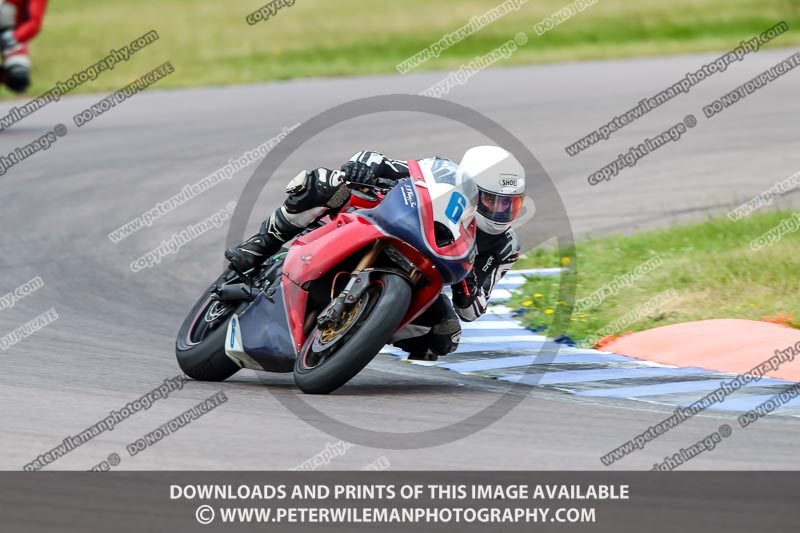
[317,272,372,329]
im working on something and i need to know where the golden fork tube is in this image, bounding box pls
[354,240,384,273]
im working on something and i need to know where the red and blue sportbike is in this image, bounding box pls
[175,158,478,394]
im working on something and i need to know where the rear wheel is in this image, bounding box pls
[293,273,411,394]
[175,271,245,381]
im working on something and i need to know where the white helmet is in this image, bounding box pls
[459,146,526,235]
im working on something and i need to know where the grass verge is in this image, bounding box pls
[511,211,800,346]
[9,0,800,98]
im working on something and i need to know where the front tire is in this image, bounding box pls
[176,271,245,381]
[293,273,412,394]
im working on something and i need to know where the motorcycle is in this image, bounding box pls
[175,158,479,394]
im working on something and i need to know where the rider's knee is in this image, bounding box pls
[279,205,328,230]
[430,318,461,355]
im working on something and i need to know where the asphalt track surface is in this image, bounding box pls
[1,47,799,470]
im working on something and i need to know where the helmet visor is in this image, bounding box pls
[477,190,524,223]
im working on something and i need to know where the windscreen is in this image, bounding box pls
[421,157,478,206]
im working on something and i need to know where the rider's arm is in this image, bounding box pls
[341,151,411,186]
[451,229,521,322]
[13,0,47,43]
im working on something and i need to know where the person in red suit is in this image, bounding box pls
[0,0,47,93]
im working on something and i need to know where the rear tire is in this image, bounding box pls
[176,272,245,381]
[293,273,411,394]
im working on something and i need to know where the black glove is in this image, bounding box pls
[340,151,386,186]
[451,230,521,322]
[451,269,478,310]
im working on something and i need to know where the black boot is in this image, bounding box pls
[225,209,302,272]
[392,295,462,358]
[224,232,279,272]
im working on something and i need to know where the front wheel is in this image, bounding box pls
[293,273,412,394]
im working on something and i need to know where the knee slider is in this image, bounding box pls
[285,168,348,213]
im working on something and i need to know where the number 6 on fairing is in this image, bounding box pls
[445,192,467,223]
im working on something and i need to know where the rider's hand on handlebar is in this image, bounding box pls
[340,151,386,187]
[341,160,379,186]
[452,270,479,308]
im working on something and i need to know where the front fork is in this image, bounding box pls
[317,241,385,329]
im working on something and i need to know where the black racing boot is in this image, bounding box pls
[225,209,302,272]
[226,167,350,272]
[392,295,462,359]
[224,232,279,273]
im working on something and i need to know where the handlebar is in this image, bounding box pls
[346,179,394,196]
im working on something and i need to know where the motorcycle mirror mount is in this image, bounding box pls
[349,186,379,203]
